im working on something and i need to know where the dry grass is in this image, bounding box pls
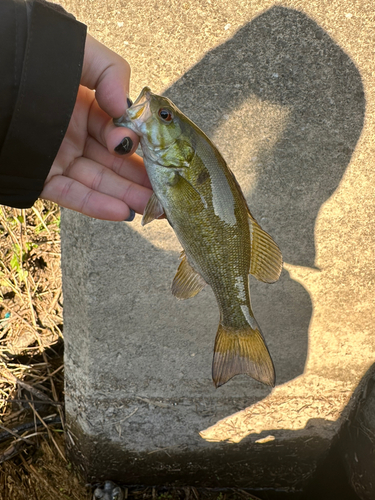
[0,201,62,361]
[0,201,91,499]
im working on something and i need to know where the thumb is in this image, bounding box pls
[81,33,130,118]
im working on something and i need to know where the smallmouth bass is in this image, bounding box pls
[114,87,282,387]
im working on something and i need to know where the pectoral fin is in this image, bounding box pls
[172,251,206,299]
[173,172,208,209]
[248,214,282,283]
[141,193,165,226]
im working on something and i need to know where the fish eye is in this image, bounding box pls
[158,108,173,122]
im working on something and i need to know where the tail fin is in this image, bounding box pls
[212,323,275,388]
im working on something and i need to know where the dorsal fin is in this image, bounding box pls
[172,251,206,299]
[141,193,165,226]
[248,214,282,283]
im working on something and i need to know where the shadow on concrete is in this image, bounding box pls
[63,5,369,489]
[164,5,365,267]
[72,364,375,495]
[161,6,365,385]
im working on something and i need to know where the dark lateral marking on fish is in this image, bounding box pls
[196,168,210,185]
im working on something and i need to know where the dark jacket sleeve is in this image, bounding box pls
[0,0,87,209]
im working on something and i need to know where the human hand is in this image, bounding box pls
[40,34,152,221]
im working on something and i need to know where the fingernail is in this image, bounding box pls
[114,137,133,155]
[127,97,133,108]
[125,209,136,222]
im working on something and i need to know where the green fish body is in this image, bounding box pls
[114,87,282,387]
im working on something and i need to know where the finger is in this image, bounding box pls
[83,136,152,189]
[62,156,152,215]
[40,174,148,221]
[87,98,140,155]
[82,34,131,118]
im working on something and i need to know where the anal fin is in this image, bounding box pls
[248,214,283,283]
[141,193,165,226]
[172,251,206,299]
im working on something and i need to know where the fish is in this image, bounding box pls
[114,87,282,387]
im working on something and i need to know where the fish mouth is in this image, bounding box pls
[113,87,152,130]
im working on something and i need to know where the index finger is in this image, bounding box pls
[82,34,131,118]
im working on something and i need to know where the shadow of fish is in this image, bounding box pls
[114,87,282,387]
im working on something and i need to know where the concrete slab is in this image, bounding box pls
[59,0,375,490]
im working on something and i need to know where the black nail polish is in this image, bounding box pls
[127,97,133,108]
[125,209,136,222]
[114,137,133,155]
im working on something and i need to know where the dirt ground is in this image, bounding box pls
[0,202,91,499]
